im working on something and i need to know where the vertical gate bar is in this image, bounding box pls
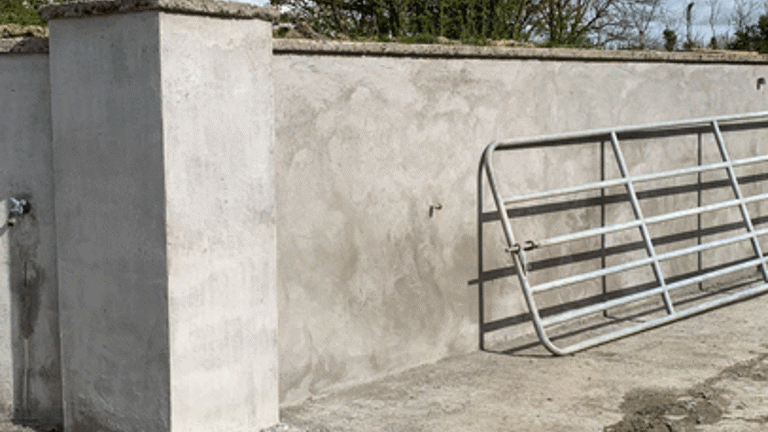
[484,148,523,259]
[482,145,566,355]
[477,157,486,351]
[601,140,608,316]
[609,132,675,314]
[698,133,703,291]
[511,246,566,355]
[711,120,768,281]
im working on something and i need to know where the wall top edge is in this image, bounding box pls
[0,37,49,54]
[273,39,768,64]
[4,33,767,63]
[39,0,279,21]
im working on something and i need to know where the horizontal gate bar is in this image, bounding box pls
[529,191,768,250]
[541,255,768,327]
[531,225,768,294]
[482,171,768,223]
[502,153,768,206]
[491,111,768,151]
[476,215,768,282]
[551,280,768,355]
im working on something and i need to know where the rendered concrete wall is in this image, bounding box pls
[49,13,169,431]
[5,23,768,421]
[0,51,62,424]
[48,8,276,432]
[160,14,278,431]
[272,49,768,404]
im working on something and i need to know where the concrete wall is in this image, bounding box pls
[47,6,277,431]
[5,20,768,425]
[49,13,170,431]
[0,50,62,424]
[160,14,278,431]
[272,45,768,404]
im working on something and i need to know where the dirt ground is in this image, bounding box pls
[2,293,766,432]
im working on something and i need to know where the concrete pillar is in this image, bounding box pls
[0,38,63,426]
[42,1,278,430]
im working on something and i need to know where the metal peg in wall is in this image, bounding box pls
[429,203,443,218]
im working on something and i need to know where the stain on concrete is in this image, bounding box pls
[9,210,43,339]
[604,387,724,432]
[70,411,120,432]
[0,420,63,432]
[605,355,768,431]
[15,261,42,340]
[718,353,768,382]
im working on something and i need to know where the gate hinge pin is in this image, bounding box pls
[506,241,536,274]
[505,240,537,254]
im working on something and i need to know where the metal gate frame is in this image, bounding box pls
[478,111,768,355]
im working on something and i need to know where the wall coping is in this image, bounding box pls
[5,34,768,63]
[39,0,279,21]
[273,39,768,64]
[0,37,49,54]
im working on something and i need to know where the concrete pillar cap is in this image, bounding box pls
[39,0,279,21]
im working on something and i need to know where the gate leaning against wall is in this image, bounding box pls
[478,111,768,355]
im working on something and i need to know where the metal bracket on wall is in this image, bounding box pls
[478,111,768,355]
[7,197,31,227]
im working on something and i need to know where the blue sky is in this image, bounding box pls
[665,0,742,39]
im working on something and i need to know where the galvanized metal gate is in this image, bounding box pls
[478,112,768,355]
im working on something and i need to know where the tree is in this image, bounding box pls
[0,0,48,26]
[276,0,664,47]
[663,28,677,50]
[731,0,758,34]
[729,13,768,52]
[602,0,661,48]
[532,0,647,48]
[275,0,531,41]
[682,2,699,49]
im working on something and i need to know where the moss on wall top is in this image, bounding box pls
[4,25,768,63]
[273,39,768,64]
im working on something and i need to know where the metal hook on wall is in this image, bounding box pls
[428,203,443,218]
